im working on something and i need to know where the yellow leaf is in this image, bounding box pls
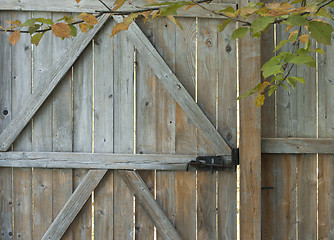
[280,2,294,10]
[255,94,265,107]
[167,15,183,30]
[240,7,258,17]
[76,0,81,3]
[184,4,195,11]
[79,22,88,33]
[31,32,44,46]
[141,11,153,19]
[299,34,309,43]
[51,23,71,38]
[290,7,306,13]
[113,0,126,11]
[9,30,20,45]
[111,22,131,37]
[151,10,160,19]
[264,8,290,16]
[286,25,294,32]
[257,81,270,94]
[305,4,318,13]
[266,2,280,9]
[288,30,298,42]
[6,20,21,26]
[5,26,16,32]
[80,14,98,25]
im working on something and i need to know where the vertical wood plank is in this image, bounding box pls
[260,2,276,238]
[93,18,115,240]
[135,18,156,240]
[51,12,74,240]
[151,18,177,240]
[113,29,134,240]
[174,17,197,240]
[0,11,13,240]
[72,42,93,240]
[197,17,218,240]
[274,20,298,240]
[217,21,237,240]
[238,0,262,238]
[32,12,53,240]
[11,11,33,240]
[318,35,334,239]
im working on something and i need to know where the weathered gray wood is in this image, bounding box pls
[11,11,33,240]
[42,170,106,240]
[174,17,197,240]
[318,22,334,239]
[262,138,334,154]
[0,152,199,170]
[113,29,135,240]
[93,18,115,240]
[0,1,234,17]
[119,170,182,240]
[196,16,218,240]
[0,14,109,152]
[72,30,94,240]
[0,11,13,240]
[217,15,237,240]
[113,15,231,155]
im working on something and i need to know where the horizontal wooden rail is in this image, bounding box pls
[262,138,334,154]
[0,1,235,18]
[0,152,233,170]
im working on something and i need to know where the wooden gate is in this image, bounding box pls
[0,0,258,239]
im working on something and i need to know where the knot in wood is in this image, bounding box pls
[205,38,213,48]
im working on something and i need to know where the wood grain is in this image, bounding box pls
[0,11,13,240]
[238,0,262,237]
[0,14,109,151]
[93,18,115,240]
[42,170,106,240]
[11,11,33,240]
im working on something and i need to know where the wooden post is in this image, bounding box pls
[238,0,262,238]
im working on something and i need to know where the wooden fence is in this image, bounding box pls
[0,0,254,239]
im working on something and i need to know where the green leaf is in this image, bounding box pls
[219,6,235,13]
[35,18,54,25]
[309,21,333,45]
[231,27,249,39]
[281,83,290,92]
[237,88,255,100]
[31,32,44,46]
[69,24,77,37]
[261,56,283,78]
[250,16,275,34]
[268,85,278,97]
[311,48,325,54]
[274,40,288,52]
[290,76,305,84]
[28,24,41,34]
[252,32,262,38]
[283,15,309,26]
[159,2,185,16]
[21,18,36,27]
[286,54,315,66]
[287,77,296,88]
[217,19,231,32]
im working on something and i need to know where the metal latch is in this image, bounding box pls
[187,148,239,173]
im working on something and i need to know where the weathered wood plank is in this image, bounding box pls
[262,138,334,153]
[174,17,197,240]
[0,152,198,170]
[135,18,156,240]
[72,37,93,240]
[0,14,109,151]
[217,17,237,240]
[51,11,74,240]
[318,28,334,239]
[119,170,182,240]
[197,16,218,240]
[0,11,13,240]
[42,170,106,240]
[113,16,231,156]
[93,18,115,240]
[113,29,135,240]
[0,1,234,17]
[31,12,53,240]
[238,0,262,237]
[11,11,33,240]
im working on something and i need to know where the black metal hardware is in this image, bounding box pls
[187,148,239,173]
